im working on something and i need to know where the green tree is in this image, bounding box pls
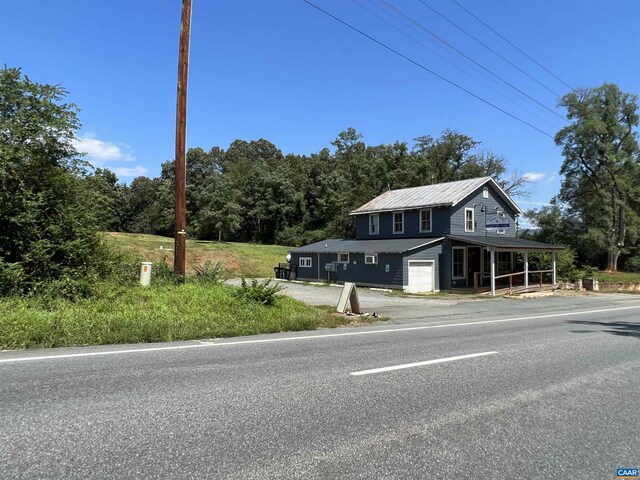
[198,176,242,242]
[555,83,640,271]
[82,167,125,231]
[0,66,106,296]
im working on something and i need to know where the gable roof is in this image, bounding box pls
[290,237,444,254]
[349,177,523,215]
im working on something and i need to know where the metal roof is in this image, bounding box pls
[290,237,444,254]
[448,235,564,251]
[350,177,522,215]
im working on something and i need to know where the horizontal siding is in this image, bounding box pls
[450,184,517,237]
[290,251,404,287]
[355,207,451,240]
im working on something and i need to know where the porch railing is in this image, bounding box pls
[492,269,554,293]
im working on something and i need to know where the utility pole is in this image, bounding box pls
[174,0,192,278]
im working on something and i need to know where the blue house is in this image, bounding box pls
[289,177,562,295]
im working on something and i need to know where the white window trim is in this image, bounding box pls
[393,211,404,234]
[338,252,349,264]
[369,213,379,235]
[364,253,378,265]
[496,229,505,235]
[419,208,432,233]
[464,208,475,232]
[482,186,489,199]
[452,246,466,279]
[299,257,312,268]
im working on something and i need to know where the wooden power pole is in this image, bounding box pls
[174,0,192,277]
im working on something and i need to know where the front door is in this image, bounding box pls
[467,247,481,288]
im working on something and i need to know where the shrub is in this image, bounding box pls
[192,260,228,285]
[152,256,182,285]
[624,255,640,273]
[235,278,283,306]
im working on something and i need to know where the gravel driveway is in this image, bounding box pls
[227,278,639,325]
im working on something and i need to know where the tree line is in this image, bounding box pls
[93,128,527,246]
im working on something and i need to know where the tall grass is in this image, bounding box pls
[0,283,352,350]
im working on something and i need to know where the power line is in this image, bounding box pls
[376,0,567,122]
[352,0,560,129]
[303,0,554,139]
[415,0,562,97]
[451,0,575,92]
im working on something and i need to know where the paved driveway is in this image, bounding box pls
[228,279,640,325]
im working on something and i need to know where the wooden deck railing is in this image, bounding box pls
[492,269,554,293]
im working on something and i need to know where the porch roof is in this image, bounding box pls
[448,235,564,251]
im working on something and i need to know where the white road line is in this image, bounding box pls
[350,351,499,376]
[1,305,639,364]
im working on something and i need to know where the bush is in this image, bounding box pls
[152,256,182,285]
[624,255,640,273]
[582,265,598,278]
[0,260,23,296]
[527,247,578,282]
[235,278,283,306]
[192,260,228,285]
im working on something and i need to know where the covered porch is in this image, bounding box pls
[448,235,564,296]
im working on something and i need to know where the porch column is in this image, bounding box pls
[552,251,557,285]
[524,251,529,288]
[490,249,496,296]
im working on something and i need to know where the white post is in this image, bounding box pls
[524,251,529,288]
[552,251,557,286]
[140,262,153,286]
[490,250,496,296]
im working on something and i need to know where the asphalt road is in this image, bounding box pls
[1,296,639,479]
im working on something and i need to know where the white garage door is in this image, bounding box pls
[407,261,434,293]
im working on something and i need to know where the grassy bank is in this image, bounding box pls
[593,270,640,283]
[102,232,290,277]
[0,283,358,350]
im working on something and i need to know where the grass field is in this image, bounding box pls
[103,232,290,278]
[0,282,372,350]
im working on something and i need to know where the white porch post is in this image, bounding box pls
[490,249,496,296]
[552,251,557,286]
[524,251,529,288]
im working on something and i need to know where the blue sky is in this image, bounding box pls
[2,0,640,210]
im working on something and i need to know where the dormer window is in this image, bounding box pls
[393,212,404,234]
[465,208,475,232]
[420,209,432,233]
[369,213,379,235]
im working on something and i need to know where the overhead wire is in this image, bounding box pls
[450,0,575,92]
[415,0,562,97]
[303,0,554,139]
[375,0,567,122]
[352,0,561,129]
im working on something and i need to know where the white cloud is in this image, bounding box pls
[72,134,134,163]
[523,171,546,182]
[518,200,553,207]
[112,166,149,178]
[546,174,557,183]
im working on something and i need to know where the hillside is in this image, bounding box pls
[103,232,291,278]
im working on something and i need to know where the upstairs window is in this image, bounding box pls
[465,208,475,232]
[369,213,379,235]
[483,186,489,199]
[420,209,432,233]
[393,212,404,234]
